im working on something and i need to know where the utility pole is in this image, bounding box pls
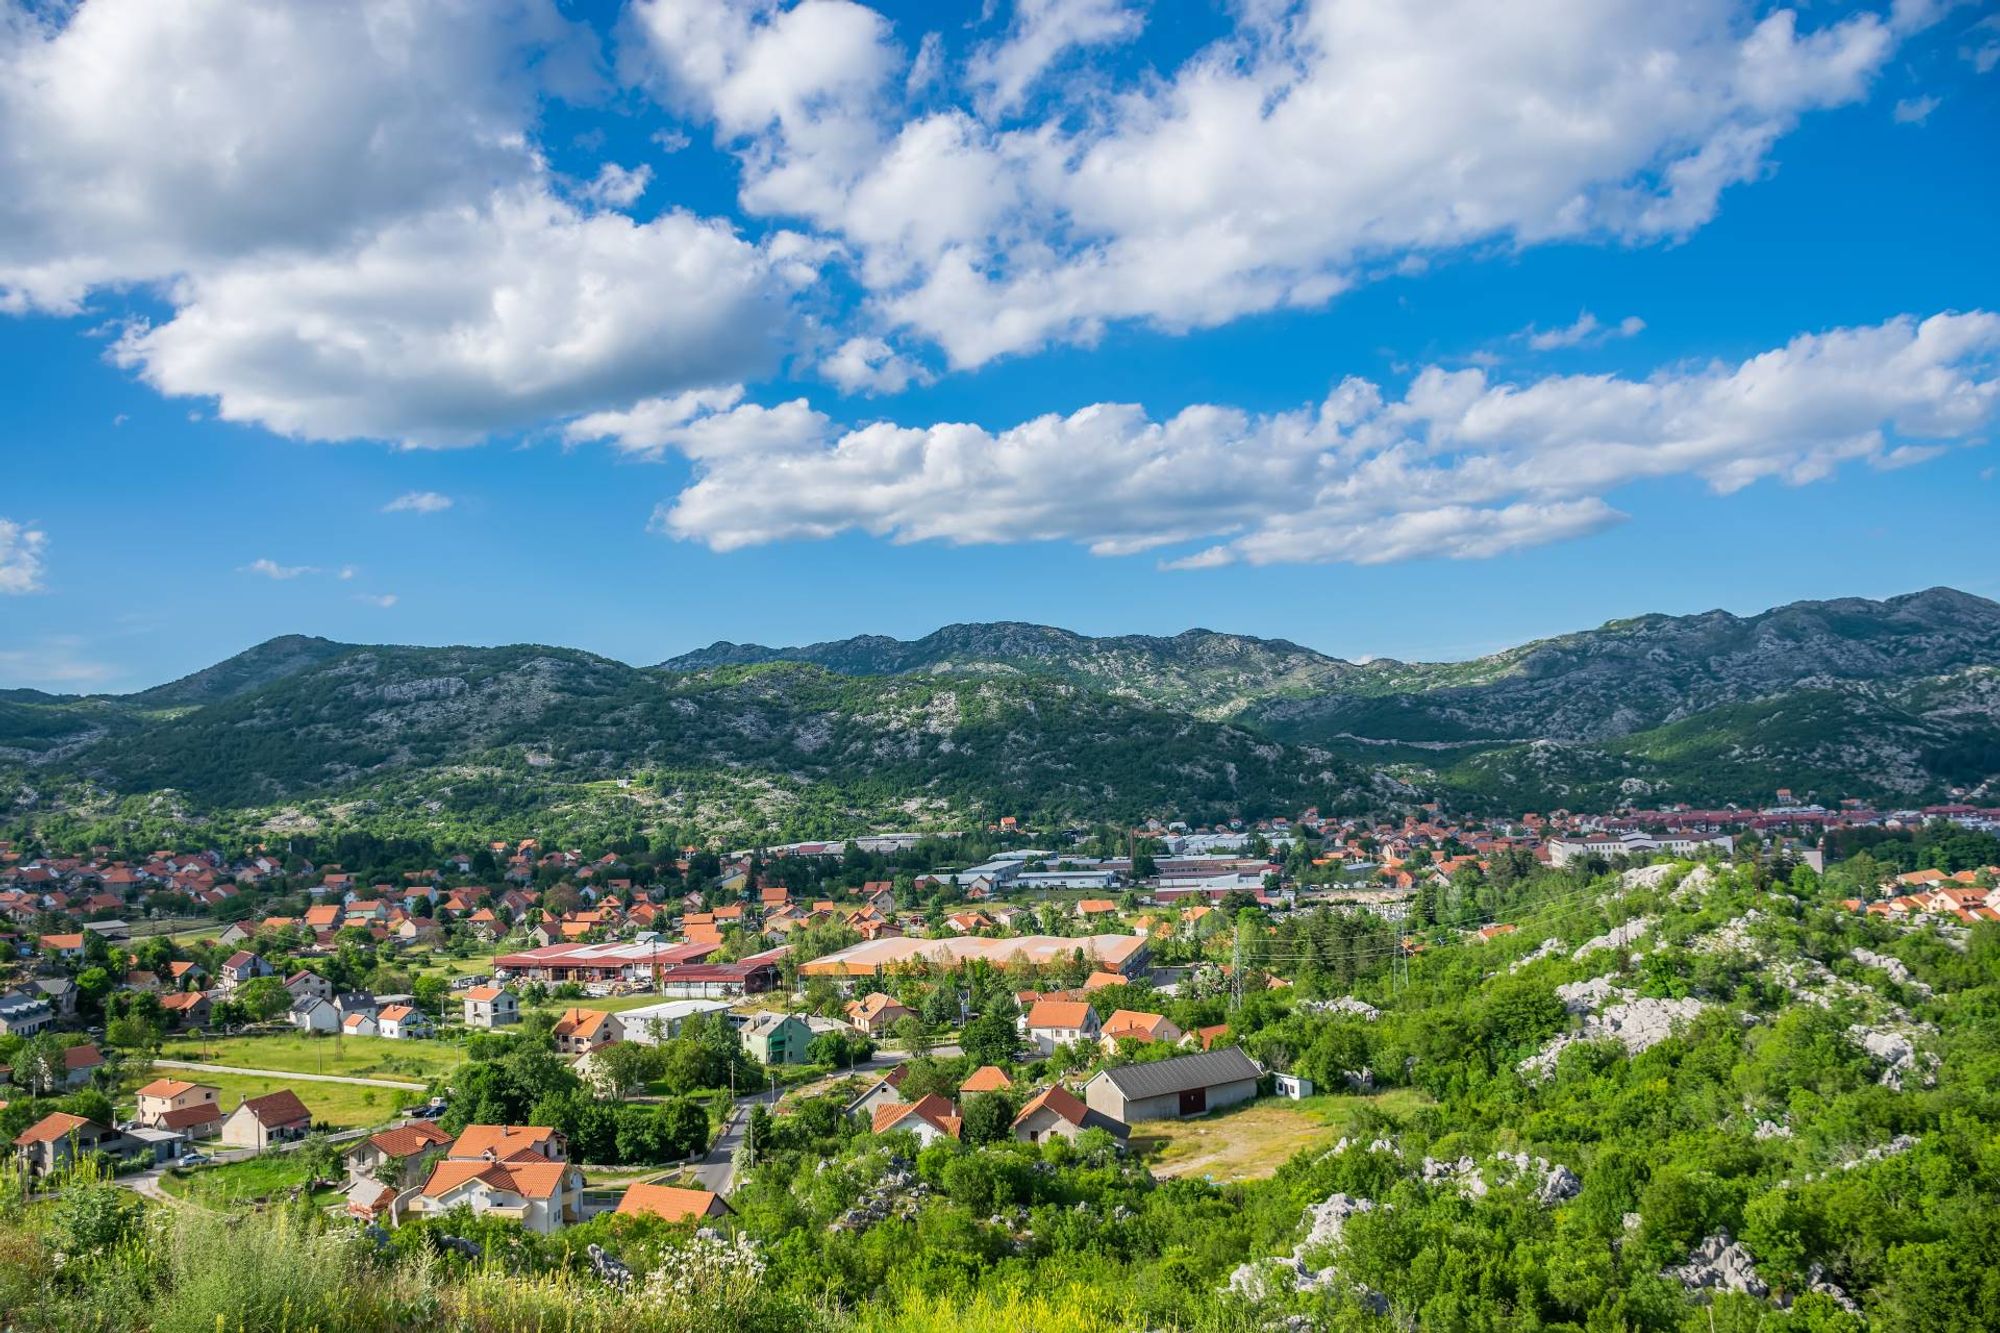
[1230,917,1244,1012]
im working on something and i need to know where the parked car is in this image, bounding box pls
[176,1152,211,1168]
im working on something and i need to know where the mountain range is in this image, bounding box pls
[3,587,1997,838]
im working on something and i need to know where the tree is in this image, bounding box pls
[960,1091,1018,1146]
[413,973,450,1015]
[892,1014,933,1057]
[74,966,114,1020]
[12,1033,66,1096]
[959,1008,1019,1067]
[234,975,293,1022]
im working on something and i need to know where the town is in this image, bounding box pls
[5,793,1995,1244]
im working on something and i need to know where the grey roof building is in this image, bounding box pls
[1083,1046,1262,1123]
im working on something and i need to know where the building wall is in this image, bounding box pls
[1013,1106,1085,1144]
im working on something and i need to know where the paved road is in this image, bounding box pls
[691,1104,748,1195]
[155,1059,425,1091]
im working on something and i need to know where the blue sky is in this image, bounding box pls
[1,0,1997,692]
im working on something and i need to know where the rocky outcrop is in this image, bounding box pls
[1302,997,1381,1021]
[1572,917,1654,961]
[1853,948,1931,997]
[1847,1023,1940,1090]
[1227,1192,1378,1303]
[1520,993,1706,1080]
[830,1159,936,1233]
[1508,937,1565,972]
[1668,1232,1767,1300]
[1420,1153,1580,1204]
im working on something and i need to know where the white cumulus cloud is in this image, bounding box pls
[967,0,1146,118]
[382,491,455,514]
[4,0,794,445]
[1521,312,1647,351]
[0,518,48,594]
[568,312,2000,567]
[242,558,316,580]
[578,161,653,209]
[633,0,1926,368]
[110,192,788,447]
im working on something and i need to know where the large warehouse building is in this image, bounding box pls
[798,931,1150,981]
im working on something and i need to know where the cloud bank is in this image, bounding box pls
[563,312,2000,566]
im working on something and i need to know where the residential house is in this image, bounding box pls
[292,996,341,1033]
[614,1182,734,1223]
[1082,1047,1262,1123]
[871,1093,962,1145]
[462,987,519,1029]
[12,1112,163,1178]
[29,976,77,1018]
[0,990,53,1037]
[158,990,212,1030]
[844,992,912,1037]
[405,1157,583,1235]
[134,1077,224,1139]
[552,1008,623,1055]
[844,1065,910,1121]
[1012,1084,1130,1146]
[959,1065,1014,1095]
[342,1011,380,1037]
[61,1043,103,1088]
[1099,1009,1185,1049]
[220,1089,314,1150]
[1025,1000,1100,1055]
[342,1120,454,1221]
[38,932,85,961]
[403,1125,581,1234]
[285,970,334,1005]
[741,1012,813,1065]
[376,1004,434,1040]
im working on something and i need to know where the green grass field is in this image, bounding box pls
[403,950,504,980]
[157,1032,466,1082]
[158,1152,348,1208]
[117,1068,400,1131]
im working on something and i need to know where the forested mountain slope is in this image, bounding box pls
[1,645,1386,832]
[3,587,1997,829]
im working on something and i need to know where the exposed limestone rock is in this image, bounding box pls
[1420,1152,1581,1204]
[1853,947,1931,997]
[1847,1023,1940,1090]
[1671,864,1722,902]
[1556,974,1628,1015]
[830,1159,936,1233]
[1303,996,1381,1021]
[1508,937,1566,973]
[1668,1231,1768,1300]
[1692,909,1765,956]
[1226,1192,1378,1302]
[1572,916,1655,961]
[1520,994,1706,1080]
[1618,863,1679,891]
[1804,1264,1863,1315]
[1490,1152,1583,1204]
